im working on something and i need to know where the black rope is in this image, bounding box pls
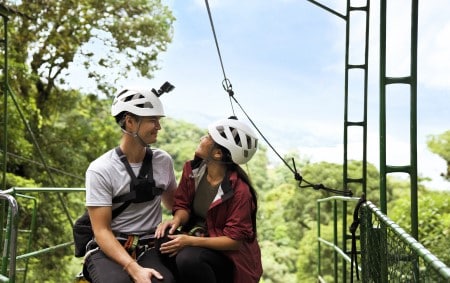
[350,194,366,282]
[203,0,351,197]
[230,93,352,196]
[221,78,236,115]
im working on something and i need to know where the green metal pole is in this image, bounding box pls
[0,13,9,279]
[333,200,338,283]
[1,9,8,192]
[409,0,419,242]
[342,1,350,282]
[379,2,388,283]
[379,0,388,215]
[317,201,321,279]
[410,0,419,280]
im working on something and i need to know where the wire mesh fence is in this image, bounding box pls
[360,201,450,283]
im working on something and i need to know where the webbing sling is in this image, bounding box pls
[112,146,154,217]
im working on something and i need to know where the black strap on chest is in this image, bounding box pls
[111,147,163,217]
[115,146,154,181]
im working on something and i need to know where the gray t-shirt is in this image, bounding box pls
[85,147,177,235]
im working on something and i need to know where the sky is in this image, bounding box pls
[72,0,450,191]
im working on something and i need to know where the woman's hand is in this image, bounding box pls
[159,234,192,257]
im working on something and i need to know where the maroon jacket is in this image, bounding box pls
[173,158,263,283]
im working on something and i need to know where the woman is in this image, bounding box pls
[155,116,263,283]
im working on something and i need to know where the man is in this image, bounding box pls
[84,83,177,283]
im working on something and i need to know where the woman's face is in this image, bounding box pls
[195,134,216,159]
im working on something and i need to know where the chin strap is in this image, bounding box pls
[121,119,148,147]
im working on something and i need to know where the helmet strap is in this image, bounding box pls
[133,120,148,147]
[120,119,148,147]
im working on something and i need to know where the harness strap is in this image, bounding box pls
[115,227,157,241]
[111,186,163,203]
[114,146,153,180]
[139,147,153,180]
[123,235,139,259]
[110,147,155,217]
[115,147,137,182]
[112,146,158,203]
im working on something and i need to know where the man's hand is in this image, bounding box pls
[125,261,164,283]
[155,219,180,238]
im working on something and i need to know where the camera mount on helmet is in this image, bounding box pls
[152,81,175,97]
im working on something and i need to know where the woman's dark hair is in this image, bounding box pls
[216,144,258,241]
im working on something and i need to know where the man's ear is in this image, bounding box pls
[125,115,137,129]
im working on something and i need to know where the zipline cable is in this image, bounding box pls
[204,0,295,175]
[204,0,352,196]
[204,0,235,116]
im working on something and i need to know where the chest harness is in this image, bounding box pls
[113,147,163,207]
[112,147,164,258]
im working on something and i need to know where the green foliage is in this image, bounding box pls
[297,225,328,282]
[3,0,175,97]
[4,172,39,188]
[0,90,37,176]
[427,130,450,181]
[154,118,204,174]
[389,190,450,265]
[245,146,272,192]
[260,241,298,283]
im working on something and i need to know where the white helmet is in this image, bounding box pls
[208,117,258,164]
[111,87,165,117]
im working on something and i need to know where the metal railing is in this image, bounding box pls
[317,196,360,282]
[0,191,19,283]
[317,196,450,282]
[3,189,450,282]
[0,187,85,283]
[360,201,450,282]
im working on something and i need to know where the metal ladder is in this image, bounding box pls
[378,1,419,282]
[342,2,370,283]
[379,0,419,239]
[307,1,370,282]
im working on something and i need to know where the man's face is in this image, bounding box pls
[126,115,162,144]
